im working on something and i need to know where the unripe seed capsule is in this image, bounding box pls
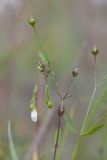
[28,17,36,28]
[92,46,99,57]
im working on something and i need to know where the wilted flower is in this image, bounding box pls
[31,109,37,122]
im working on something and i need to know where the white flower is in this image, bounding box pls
[31,110,37,122]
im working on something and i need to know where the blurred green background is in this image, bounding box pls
[0,0,107,159]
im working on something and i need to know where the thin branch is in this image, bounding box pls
[51,71,62,99]
[65,78,74,95]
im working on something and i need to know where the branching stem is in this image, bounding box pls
[51,71,62,99]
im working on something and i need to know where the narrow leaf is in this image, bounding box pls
[8,121,18,160]
[65,112,77,134]
[82,123,104,137]
[38,52,49,64]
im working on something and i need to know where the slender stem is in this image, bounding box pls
[54,115,61,160]
[65,78,74,94]
[51,71,62,99]
[33,27,44,52]
[97,74,107,88]
[94,57,97,87]
[63,75,76,99]
[80,57,97,135]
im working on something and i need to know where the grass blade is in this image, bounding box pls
[8,121,18,160]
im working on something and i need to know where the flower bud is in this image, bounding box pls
[92,46,99,57]
[72,68,78,78]
[28,17,36,28]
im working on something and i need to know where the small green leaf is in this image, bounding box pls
[38,52,49,64]
[82,123,104,137]
[8,121,18,160]
[65,112,78,134]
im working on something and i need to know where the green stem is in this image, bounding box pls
[51,71,62,99]
[65,78,74,95]
[33,27,44,52]
[97,74,107,88]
